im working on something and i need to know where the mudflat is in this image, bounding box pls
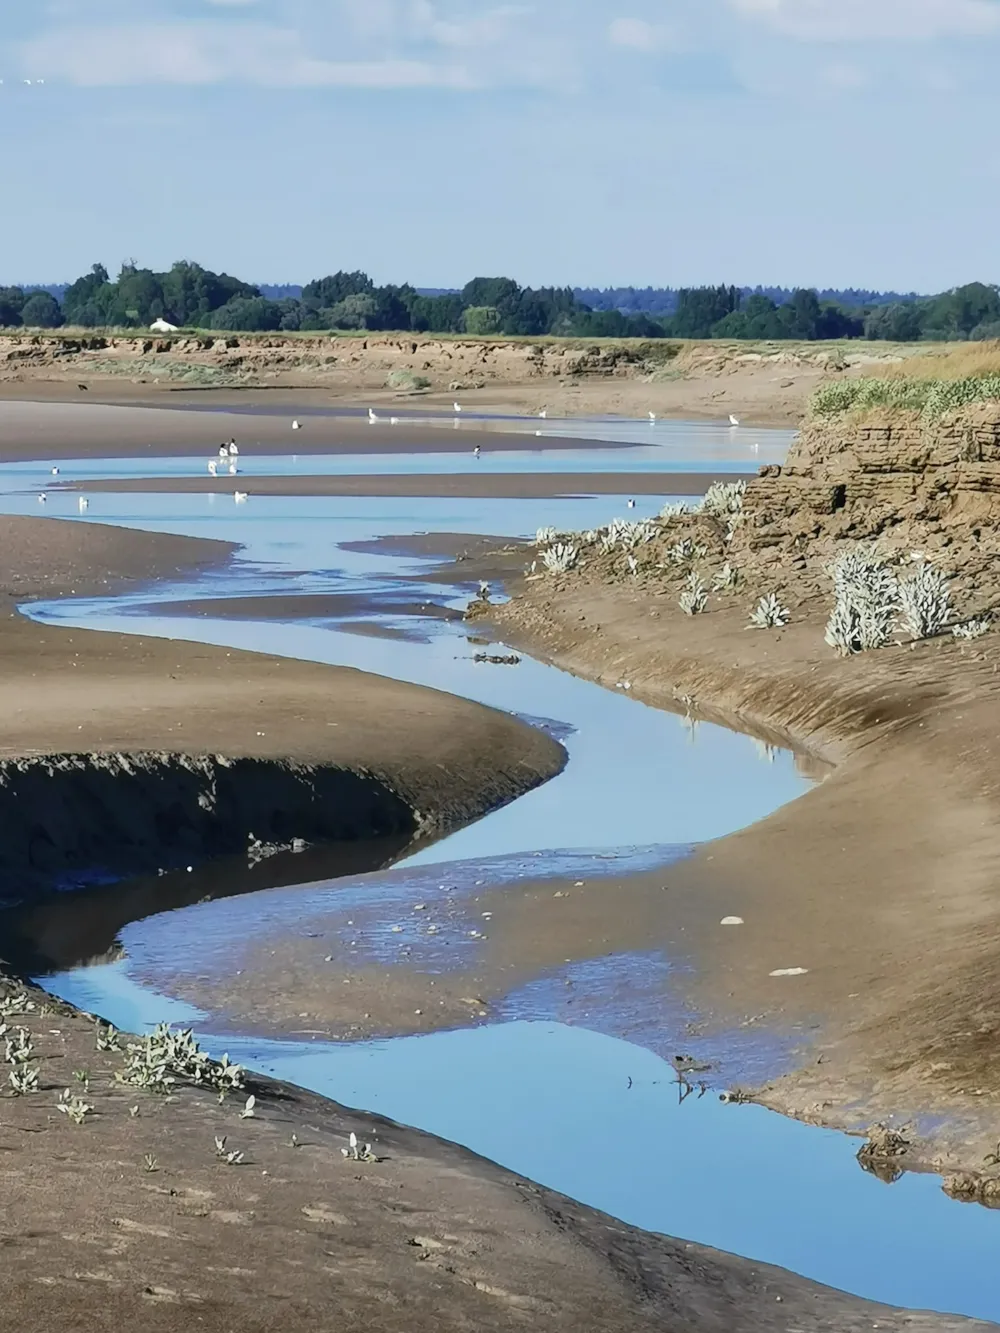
[0,511,977,1330]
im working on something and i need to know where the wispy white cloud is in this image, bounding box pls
[18,21,477,88]
[730,0,1000,42]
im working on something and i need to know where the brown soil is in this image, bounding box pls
[0,515,972,1330]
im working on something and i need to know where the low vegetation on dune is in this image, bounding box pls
[514,476,990,657]
[811,373,1000,422]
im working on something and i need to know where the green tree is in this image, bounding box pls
[63,263,113,325]
[463,305,502,335]
[672,286,741,338]
[407,293,464,333]
[0,287,25,326]
[209,296,282,331]
[20,291,64,328]
[327,293,380,329]
[302,271,373,311]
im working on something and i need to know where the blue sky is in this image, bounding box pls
[2,0,998,290]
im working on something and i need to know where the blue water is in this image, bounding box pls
[3,420,998,1323]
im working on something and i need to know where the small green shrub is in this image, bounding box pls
[811,374,1000,422]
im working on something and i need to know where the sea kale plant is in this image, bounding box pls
[700,481,747,520]
[825,548,901,654]
[749,593,790,629]
[540,542,579,574]
[898,560,952,639]
[116,1024,245,1097]
[679,572,708,616]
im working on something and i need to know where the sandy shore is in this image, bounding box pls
[0,512,975,1330]
[485,564,1000,1195]
[0,333,838,427]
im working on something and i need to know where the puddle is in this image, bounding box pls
[2,424,998,1322]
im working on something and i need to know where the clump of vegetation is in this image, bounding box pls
[824,549,901,654]
[700,480,747,520]
[713,562,739,591]
[116,1024,245,1097]
[385,369,431,391]
[57,1088,93,1125]
[659,501,691,523]
[534,526,558,545]
[953,617,992,640]
[342,1131,379,1163]
[811,374,1000,422]
[666,537,706,566]
[749,593,790,629]
[540,543,579,574]
[600,518,657,553]
[679,572,708,616]
[898,561,952,639]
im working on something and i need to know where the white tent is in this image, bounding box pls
[150,317,179,333]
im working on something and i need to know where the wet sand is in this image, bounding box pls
[0,398,617,461]
[61,471,741,498]
[0,513,973,1331]
[488,569,1000,1192]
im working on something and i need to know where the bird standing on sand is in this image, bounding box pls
[649,411,657,422]
[228,439,239,456]
[453,402,462,414]
[218,444,229,458]
[539,409,547,419]
[368,408,378,424]
[473,445,481,458]
[729,414,740,427]
[292,420,301,431]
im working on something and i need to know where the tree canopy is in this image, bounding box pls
[4,261,999,345]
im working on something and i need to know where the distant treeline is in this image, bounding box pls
[2,263,1000,343]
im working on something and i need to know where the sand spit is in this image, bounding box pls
[0,513,564,892]
[491,404,1000,1194]
[60,471,742,499]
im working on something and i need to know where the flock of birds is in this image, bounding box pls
[34,405,746,511]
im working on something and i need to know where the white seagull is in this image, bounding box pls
[368,408,378,424]
[649,411,657,422]
[228,440,239,456]
[218,444,229,459]
[390,417,399,425]
[228,461,238,475]
[453,401,462,414]
[292,419,301,431]
[627,499,636,509]
[37,493,46,504]
[51,466,59,476]
[539,409,547,419]
[208,460,218,476]
[234,491,248,504]
[78,496,89,511]
[729,413,740,427]
[473,445,481,458]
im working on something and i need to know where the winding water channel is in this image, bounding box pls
[2,419,998,1323]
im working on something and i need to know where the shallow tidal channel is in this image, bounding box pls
[2,423,999,1322]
